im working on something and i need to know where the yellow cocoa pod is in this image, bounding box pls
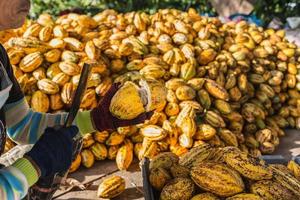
[160,178,195,200]
[140,64,166,79]
[134,143,143,158]
[166,78,186,91]
[214,99,232,114]
[218,129,238,147]
[165,102,180,116]
[61,83,75,106]
[205,111,226,128]
[205,79,229,100]
[83,133,95,148]
[109,81,145,120]
[140,79,167,112]
[39,26,53,42]
[198,49,217,65]
[44,49,61,63]
[140,125,167,141]
[23,23,42,38]
[94,131,109,143]
[48,38,66,49]
[85,40,99,60]
[69,154,81,173]
[176,85,196,101]
[53,25,68,38]
[97,176,125,199]
[80,89,96,109]
[46,63,62,79]
[139,138,158,160]
[52,72,70,87]
[106,132,125,146]
[108,145,119,160]
[111,59,125,73]
[95,77,112,97]
[116,139,133,170]
[50,94,64,111]
[81,149,95,168]
[59,61,81,76]
[37,79,59,95]
[32,67,46,81]
[8,49,25,65]
[61,50,79,63]
[149,167,172,191]
[19,52,44,72]
[226,193,261,200]
[191,193,219,200]
[181,62,196,80]
[31,91,49,113]
[191,162,245,197]
[37,13,54,27]
[12,65,24,80]
[195,124,216,140]
[63,37,84,51]
[90,143,108,160]
[188,78,205,91]
[8,37,48,54]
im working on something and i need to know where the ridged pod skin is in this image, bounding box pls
[287,160,300,180]
[82,133,95,148]
[226,193,262,200]
[160,178,195,200]
[179,143,212,169]
[106,132,125,146]
[50,94,64,110]
[97,176,125,199]
[170,164,190,178]
[108,145,119,160]
[191,193,220,200]
[250,180,296,200]
[116,139,133,170]
[69,154,81,173]
[205,79,229,100]
[39,26,53,42]
[149,152,179,171]
[80,149,95,168]
[61,82,75,106]
[269,164,300,198]
[19,52,44,72]
[93,131,109,143]
[140,125,167,141]
[149,167,172,190]
[90,143,108,160]
[191,162,245,197]
[37,79,59,95]
[44,49,61,63]
[223,147,273,180]
[31,91,49,113]
[59,61,81,76]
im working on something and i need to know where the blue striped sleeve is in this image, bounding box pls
[0,166,28,200]
[4,97,94,144]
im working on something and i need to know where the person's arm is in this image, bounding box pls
[0,126,77,200]
[4,98,94,144]
[0,158,39,200]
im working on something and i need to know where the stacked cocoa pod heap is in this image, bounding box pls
[1,8,300,172]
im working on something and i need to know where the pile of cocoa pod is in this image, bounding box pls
[149,144,300,200]
[1,8,300,172]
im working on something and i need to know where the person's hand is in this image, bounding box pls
[25,126,78,177]
[91,83,153,131]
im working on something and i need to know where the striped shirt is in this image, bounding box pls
[0,44,95,199]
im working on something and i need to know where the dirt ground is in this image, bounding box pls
[54,129,300,200]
